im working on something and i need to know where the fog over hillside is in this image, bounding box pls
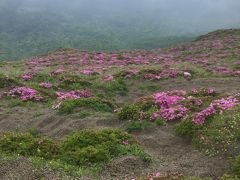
[0,0,240,60]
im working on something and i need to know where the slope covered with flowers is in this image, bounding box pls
[0,29,240,179]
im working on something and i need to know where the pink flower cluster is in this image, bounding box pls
[144,74,161,80]
[50,68,65,75]
[214,97,239,110]
[103,75,114,81]
[56,90,91,100]
[191,88,215,96]
[122,140,129,145]
[193,106,216,125]
[81,69,96,75]
[154,92,184,108]
[39,82,53,89]
[21,74,32,81]
[152,92,188,121]
[193,96,239,125]
[8,87,43,101]
[143,70,180,80]
[187,96,203,106]
[160,105,188,121]
[213,66,240,76]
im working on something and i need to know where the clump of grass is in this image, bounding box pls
[32,73,56,83]
[0,73,21,88]
[58,98,114,114]
[58,74,92,90]
[229,155,240,177]
[126,121,149,132]
[93,78,128,96]
[79,111,91,118]
[119,97,155,121]
[119,104,142,121]
[155,118,167,126]
[59,129,150,166]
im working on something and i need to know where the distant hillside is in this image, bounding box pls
[1,0,240,61]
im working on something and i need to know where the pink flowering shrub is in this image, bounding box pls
[56,90,91,100]
[8,87,43,101]
[152,92,188,121]
[39,82,53,89]
[187,96,203,106]
[193,106,216,125]
[153,92,184,108]
[103,75,114,81]
[191,88,216,96]
[160,105,188,121]
[21,74,32,81]
[193,96,239,125]
[143,70,180,80]
[150,112,161,122]
[81,69,97,75]
[213,96,239,110]
[50,68,65,75]
[144,74,161,80]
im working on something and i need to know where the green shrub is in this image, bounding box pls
[116,144,151,162]
[58,75,92,90]
[138,97,155,111]
[0,132,59,159]
[58,98,114,114]
[0,129,150,177]
[0,73,21,88]
[155,118,167,126]
[59,129,146,166]
[119,104,141,121]
[93,79,128,96]
[126,121,149,132]
[79,111,91,118]
[175,118,203,137]
[60,145,111,165]
[32,73,56,83]
[220,174,240,180]
[229,155,240,177]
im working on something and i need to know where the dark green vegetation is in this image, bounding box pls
[58,98,114,114]
[0,129,150,177]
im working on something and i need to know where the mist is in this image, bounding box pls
[0,0,240,60]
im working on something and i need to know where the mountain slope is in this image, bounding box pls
[0,29,239,179]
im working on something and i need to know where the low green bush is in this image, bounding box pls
[229,155,240,177]
[59,129,141,165]
[126,121,149,132]
[93,79,128,96]
[119,104,141,121]
[0,132,59,159]
[0,73,21,88]
[58,98,114,114]
[0,129,150,170]
[175,118,203,137]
